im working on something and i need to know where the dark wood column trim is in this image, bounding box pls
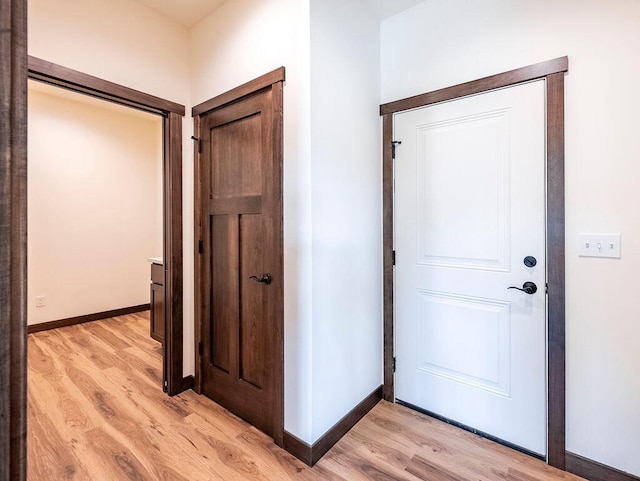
[0,0,28,479]
[381,58,568,469]
[28,56,185,115]
[192,67,285,116]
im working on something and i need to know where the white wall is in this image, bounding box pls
[309,0,382,441]
[189,0,314,443]
[381,0,640,476]
[27,82,163,324]
[190,0,383,444]
[28,0,195,373]
[28,0,189,100]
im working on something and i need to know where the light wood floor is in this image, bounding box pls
[28,312,584,481]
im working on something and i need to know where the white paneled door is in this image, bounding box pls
[394,80,547,455]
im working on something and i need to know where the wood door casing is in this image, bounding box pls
[380,57,568,468]
[394,81,547,455]
[26,57,186,396]
[1,0,28,479]
[196,74,284,442]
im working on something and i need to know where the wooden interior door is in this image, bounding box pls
[198,83,283,439]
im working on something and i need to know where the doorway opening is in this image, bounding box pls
[380,57,568,469]
[27,79,163,335]
[27,56,187,395]
[192,67,285,447]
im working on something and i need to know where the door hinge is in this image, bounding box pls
[392,250,396,266]
[393,357,397,373]
[198,341,203,356]
[545,282,549,294]
[191,135,202,154]
[391,140,402,159]
[198,240,203,255]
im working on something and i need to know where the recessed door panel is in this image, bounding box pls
[210,214,230,373]
[239,213,265,390]
[417,110,510,270]
[415,290,511,397]
[211,113,262,198]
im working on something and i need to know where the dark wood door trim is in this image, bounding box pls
[380,56,568,116]
[163,111,185,396]
[382,112,394,403]
[193,68,285,447]
[192,67,285,116]
[28,56,185,115]
[26,58,186,396]
[381,57,568,469]
[545,71,566,470]
[0,0,28,479]
[193,114,203,394]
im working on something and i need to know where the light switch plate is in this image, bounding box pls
[578,233,621,258]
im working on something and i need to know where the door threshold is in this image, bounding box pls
[396,399,546,462]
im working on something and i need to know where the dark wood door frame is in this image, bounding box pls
[26,57,188,396]
[1,1,28,480]
[380,57,568,469]
[192,67,285,447]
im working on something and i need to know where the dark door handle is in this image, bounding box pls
[508,281,537,295]
[249,274,272,285]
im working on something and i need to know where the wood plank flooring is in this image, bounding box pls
[28,313,585,481]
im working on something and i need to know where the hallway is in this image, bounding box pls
[27,313,583,480]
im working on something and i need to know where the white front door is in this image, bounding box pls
[394,80,547,455]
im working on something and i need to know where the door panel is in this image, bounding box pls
[199,87,280,438]
[239,213,265,389]
[210,214,230,373]
[416,109,509,270]
[150,282,165,344]
[211,113,262,197]
[414,291,511,397]
[394,80,546,455]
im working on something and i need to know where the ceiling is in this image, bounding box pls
[133,0,228,28]
[132,0,425,28]
[364,0,425,19]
